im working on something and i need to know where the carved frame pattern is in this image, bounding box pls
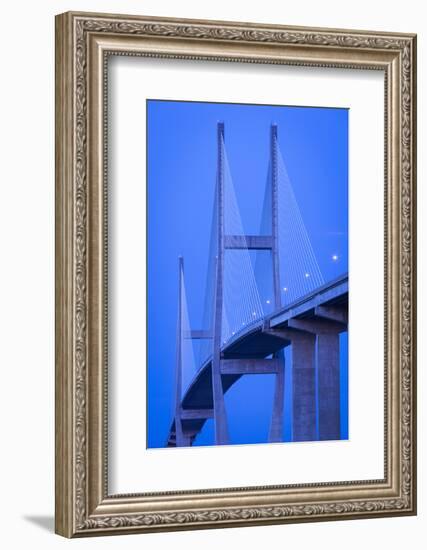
[55,11,416,537]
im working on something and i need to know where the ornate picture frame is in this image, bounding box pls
[55,11,417,537]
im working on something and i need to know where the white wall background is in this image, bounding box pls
[0,1,424,548]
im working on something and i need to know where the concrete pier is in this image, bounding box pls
[288,316,344,441]
[268,352,285,442]
[291,333,316,441]
[317,332,341,440]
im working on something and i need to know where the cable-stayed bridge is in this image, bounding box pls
[168,122,348,447]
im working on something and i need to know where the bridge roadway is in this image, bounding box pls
[166,273,348,447]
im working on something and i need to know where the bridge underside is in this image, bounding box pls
[166,274,348,447]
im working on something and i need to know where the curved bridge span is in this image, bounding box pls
[167,274,348,447]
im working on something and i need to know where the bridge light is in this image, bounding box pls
[252,311,256,316]
[332,254,338,261]
[283,287,288,292]
[266,299,271,304]
[304,272,310,278]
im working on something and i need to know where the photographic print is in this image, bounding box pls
[147,100,348,449]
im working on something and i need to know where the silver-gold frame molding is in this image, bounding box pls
[55,11,417,538]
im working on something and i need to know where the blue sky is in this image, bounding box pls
[147,100,348,448]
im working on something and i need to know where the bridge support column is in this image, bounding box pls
[288,318,345,441]
[292,334,317,441]
[317,333,340,440]
[175,420,192,447]
[314,306,347,440]
[212,361,229,445]
[268,352,285,442]
[174,257,192,447]
[211,121,229,446]
[262,328,316,442]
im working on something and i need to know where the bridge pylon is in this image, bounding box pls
[209,122,285,445]
[211,121,230,445]
[173,257,192,446]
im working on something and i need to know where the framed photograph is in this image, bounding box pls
[55,11,417,537]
